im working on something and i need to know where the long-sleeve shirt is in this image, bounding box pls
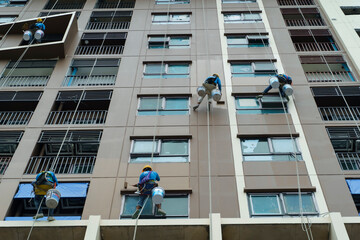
[205,76,222,92]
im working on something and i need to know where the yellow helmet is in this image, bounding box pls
[37,18,43,23]
[142,165,152,172]
[213,73,219,78]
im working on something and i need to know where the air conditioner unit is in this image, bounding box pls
[45,143,73,155]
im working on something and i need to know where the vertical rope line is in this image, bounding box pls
[26,196,45,240]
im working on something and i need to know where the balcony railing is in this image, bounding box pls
[0,157,11,174]
[336,153,360,170]
[285,19,324,27]
[75,45,124,55]
[0,76,50,87]
[62,75,116,86]
[86,21,130,30]
[278,0,314,5]
[319,107,360,121]
[95,2,135,8]
[0,111,33,125]
[24,156,96,174]
[305,71,353,82]
[46,110,108,125]
[294,42,339,52]
[44,2,85,9]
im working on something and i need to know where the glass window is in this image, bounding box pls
[283,193,317,214]
[250,195,281,215]
[272,138,298,153]
[145,63,166,75]
[156,0,190,4]
[138,97,189,115]
[224,14,241,22]
[231,64,252,74]
[139,98,162,110]
[0,16,16,23]
[224,13,261,23]
[144,63,190,78]
[236,97,286,114]
[168,64,189,75]
[152,14,190,23]
[231,62,276,77]
[227,35,268,48]
[130,139,189,162]
[222,0,256,2]
[148,36,190,49]
[241,139,269,154]
[171,14,190,22]
[153,14,168,22]
[169,37,190,48]
[243,13,261,21]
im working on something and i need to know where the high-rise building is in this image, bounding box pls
[0,0,360,239]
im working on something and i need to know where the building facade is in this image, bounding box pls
[0,0,360,239]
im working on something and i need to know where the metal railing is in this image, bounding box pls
[294,42,339,52]
[336,153,360,170]
[44,2,85,9]
[95,1,135,8]
[62,75,116,86]
[0,76,50,87]
[285,19,324,27]
[86,21,130,30]
[0,157,11,174]
[277,0,314,5]
[46,110,108,125]
[75,45,124,55]
[0,111,33,125]
[24,156,96,174]
[319,107,360,121]
[305,71,353,82]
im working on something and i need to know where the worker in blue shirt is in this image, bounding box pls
[132,165,166,219]
[193,74,222,111]
[28,18,45,43]
[31,171,58,221]
[257,74,292,100]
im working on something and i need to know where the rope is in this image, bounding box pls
[132,196,150,240]
[26,195,45,240]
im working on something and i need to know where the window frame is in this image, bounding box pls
[130,138,190,163]
[152,13,190,24]
[222,0,256,3]
[148,35,190,49]
[137,96,189,115]
[143,62,190,78]
[227,35,269,48]
[235,96,287,114]
[231,61,276,77]
[155,0,190,4]
[223,13,262,23]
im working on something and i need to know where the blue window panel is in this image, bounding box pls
[5,216,81,221]
[241,139,269,154]
[165,98,188,110]
[130,156,189,163]
[132,140,158,154]
[231,64,252,73]
[346,179,360,194]
[145,64,166,75]
[168,64,189,75]
[251,195,281,215]
[14,183,89,198]
[138,110,188,115]
[169,37,190,48]
[122,195,153,217]
[283,194,317,214]
[139,98,161,110]
[161,140,188,155]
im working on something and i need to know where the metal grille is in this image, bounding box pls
[46,110,108,125]
[0,111,33,125]
[62,75,116,86]
[327,127,360,139]
[337,153,360,170]
[0,157,11,174]
[285,19,324,27]
[277,0,314,5]
[85,21,130,30]
[39,130,103,143]
[319,107,360,121]
[43,0,86,9]
[306,72,353,82]
[95,1,135,8]
[294,42,339,52]
[24,156,96,174]
[75,45,124,55]
[0,76,50,87]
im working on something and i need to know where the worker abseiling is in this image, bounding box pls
[23,18,46,43]
[193,74,222,110]
[31,170,58,221]
[257,74,293,100]
[132,165,166,219]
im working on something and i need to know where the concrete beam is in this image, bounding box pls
[84,215,101,240]
[329,212,350,240]
[210,213,222,240]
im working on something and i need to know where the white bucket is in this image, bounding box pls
[34,30,44,41]
[282,84,293,96]
[45,189,61,209]
[197,86,206,97]
[269,77,280,89]
[211,89,222,102]
[23,30,32,41]
[152,187,165,204]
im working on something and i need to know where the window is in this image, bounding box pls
[130,139,189,162]
[148,35,190,49]
[346,179,360,215]
[222,0,255,3]
[144,63,190,78]
[152,13,190,24]
[138,97,189,115]
[43,0,86,9]
[0,131,23,175]
[95,0,135,9]
[241,137,302,161]
[249,193,317,216]
[224,13,261,23]
[86,11,132,30]
[227,35,268,48]
[231,62,276,77]
[235,96,287,114]
[156,0,189,4]
[121,194,189,218]
[0,0,27,7]
[341,6,360,15]
[6,183,89,220]
[0,15,16,23]
[76,33,127,55]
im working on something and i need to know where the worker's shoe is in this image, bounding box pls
[132,209,141,219]
[256,95,263,99]
[193,105,199,111]
[157,209,166,216]
[47,216,55,222]
[33,213,44,219]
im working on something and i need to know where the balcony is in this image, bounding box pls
[85,11,132,30]
[75,33,126,55]
[319,107,360,121]
[337,153,360,171]
[0,157,11,174]
[43,0,86,9]
[277,0,314,5]
[46,110,108,125]
[86,21,130,30]
[305,71,353,83]
[294,42,338,52]
[62,75,116,86]
[282,8,325,27]
[75,45,124,55]
[0,111,33,125]
[0,76,50,87]
[290,29,339,52]
[24,156,96,174]
[285,19,324,27]
[94,0,135,9]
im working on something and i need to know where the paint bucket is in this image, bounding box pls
[197,86,206,97]
[282,84,293,96]
[34,30,44,41]
[269,77,280,89]
[23,30,32,41]
[211,89,222,102]
[152,187,165,204]
[45,189,61,209]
